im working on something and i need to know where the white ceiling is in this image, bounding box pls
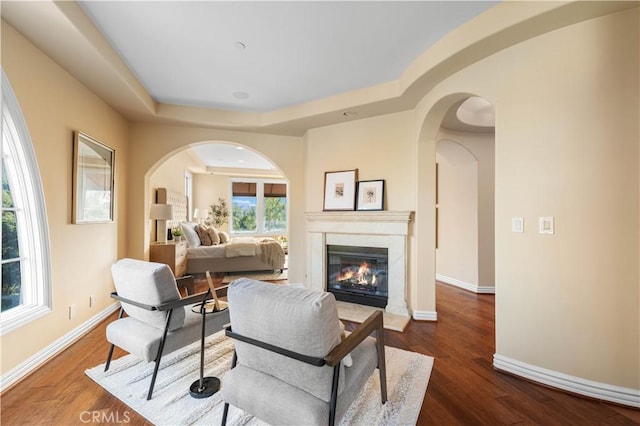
[78,1,497,113]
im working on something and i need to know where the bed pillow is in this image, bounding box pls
[208,227,220,245]
[196,224,213,246]
[181,222,201,248]
[218,231,229,244]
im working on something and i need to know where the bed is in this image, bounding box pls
[156,188,286,275]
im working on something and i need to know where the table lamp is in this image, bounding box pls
[150,203,174,243]
[193,208,208,224]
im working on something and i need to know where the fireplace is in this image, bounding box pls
[327,245,388,308]
[306,211,413,317]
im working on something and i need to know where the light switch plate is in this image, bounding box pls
[512,217,524,233]
[539,217,554,234]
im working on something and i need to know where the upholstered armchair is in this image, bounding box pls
[221,278,387,426]
[105,258,230,400]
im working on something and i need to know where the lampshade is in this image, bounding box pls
[193,208,208,219]
[150,204,174,221]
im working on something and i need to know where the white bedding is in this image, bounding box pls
[187,244,227,259]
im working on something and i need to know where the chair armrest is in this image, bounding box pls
[109,292,157,311]
[110,291,211,312]
[224,326,326,367]
[324,310,384,367]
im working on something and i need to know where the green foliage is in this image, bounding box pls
[264,197,287,232]
[232,204,256,232]
[2,167,21,310]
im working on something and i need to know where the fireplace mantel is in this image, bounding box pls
[305,211,414,317]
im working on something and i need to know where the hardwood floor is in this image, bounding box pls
[1,278,638,425]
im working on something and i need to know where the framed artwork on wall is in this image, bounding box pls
[356,179,385,211]
[72,131,115,224]
[323,169,358,211]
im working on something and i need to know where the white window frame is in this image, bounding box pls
[229,178,288,236]
[1,70,52,335]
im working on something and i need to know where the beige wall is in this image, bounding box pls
[1,22,129,374]
[193,173,229,231]
[415,8,639,388]
[436,130,495,288]
[436,141,479,286]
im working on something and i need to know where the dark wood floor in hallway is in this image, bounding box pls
[1,279,638,425]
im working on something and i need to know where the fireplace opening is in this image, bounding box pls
[327,245,388,308]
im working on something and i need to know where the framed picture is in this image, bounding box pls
[72,131,115,224]
[356,179,385,211]
[323,169,358,211]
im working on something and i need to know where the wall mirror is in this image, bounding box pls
[72,131,115,224]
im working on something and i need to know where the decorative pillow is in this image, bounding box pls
[207,227,220,245]
[196,224,213,246]
[181,222,201,248]
[218,231,229,244]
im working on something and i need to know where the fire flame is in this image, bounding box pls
[337,261,377,285]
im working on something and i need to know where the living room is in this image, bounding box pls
[1,1,638,423]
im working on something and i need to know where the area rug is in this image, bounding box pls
[86,331,433,425]
[221,269,288,283]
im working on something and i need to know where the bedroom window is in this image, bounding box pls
[230,180,287,235]
[1,70,52,335]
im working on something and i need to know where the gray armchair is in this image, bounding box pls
[105,258,230,400]
[221,278,387,426]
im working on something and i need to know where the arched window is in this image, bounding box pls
[1,70,52,334]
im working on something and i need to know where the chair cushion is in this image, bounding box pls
[107,306,230,362]
[111,258,185,331]
[227,278,344,402]
[222,335,378,425]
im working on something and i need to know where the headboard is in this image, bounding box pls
[156,188,188,229]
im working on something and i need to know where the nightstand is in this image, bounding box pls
[150,241,187,277]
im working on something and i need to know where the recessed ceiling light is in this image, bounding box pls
[236,146,244,150]
[232,91,249,100]
[342,111,357,117]
[233,41,246,50]
[238,160,245,163]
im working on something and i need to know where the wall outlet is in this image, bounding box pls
[512,217,524,233]
[539,217,554,234]
[69,304,77,320]
[89,295,95,308]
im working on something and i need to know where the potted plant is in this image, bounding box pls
[172,225,184,241]
[208,197,229,229]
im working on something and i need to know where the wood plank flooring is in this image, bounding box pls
[1,278,638,425]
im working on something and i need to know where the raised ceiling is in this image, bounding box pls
[78,1,497,113]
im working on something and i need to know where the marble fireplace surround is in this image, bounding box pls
[305,211,414,317]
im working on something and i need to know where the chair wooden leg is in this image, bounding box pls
[147,309,174,400]
[221,403,230,426]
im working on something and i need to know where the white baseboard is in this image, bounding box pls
[436,274,495,294]
[494,353,640,408]
[413,310,437,321]
[1,303,120,393]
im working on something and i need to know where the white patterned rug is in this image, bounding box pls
[86,331,433,425]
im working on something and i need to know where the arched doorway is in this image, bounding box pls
[415,93,495,319]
